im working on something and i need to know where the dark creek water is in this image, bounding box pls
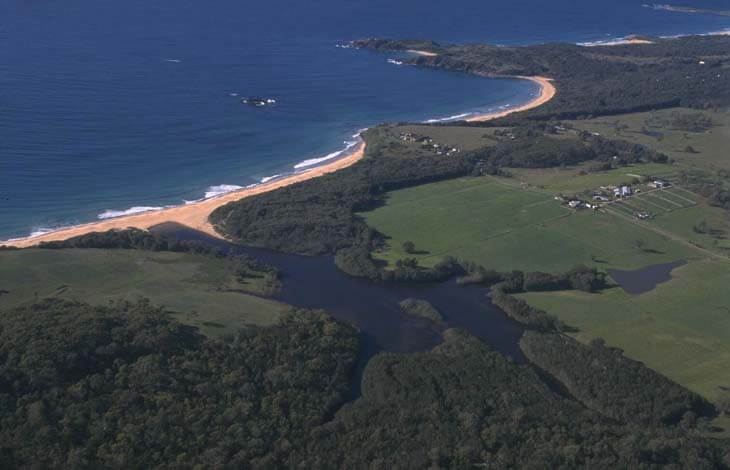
[607,260,687,295]
[152,224,526,366]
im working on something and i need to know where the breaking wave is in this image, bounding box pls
[293,129,366,169]
[204,184,243,199]
[97,206,165,219]
[259,174,282,184]
[424,112,473,123]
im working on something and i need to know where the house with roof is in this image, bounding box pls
[613,185,632,198]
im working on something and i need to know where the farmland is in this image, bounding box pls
[363,176,701,272]
[519,259,730,405]
[0,248,287,337]
[362,115,730,407]
[566,108,730,170]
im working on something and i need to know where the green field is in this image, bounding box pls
[363,170,730,406]
[567,108,730,170]
[507,162,674,194]
[519,259,730,405]
[363,176,702,272]
[387,124,504,151]
[0,249,286,337]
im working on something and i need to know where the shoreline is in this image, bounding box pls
[3,143,366,248]
[2,74,558,249]
[466,76,556,122]
[580,38,654,47]
[406,49,438,57]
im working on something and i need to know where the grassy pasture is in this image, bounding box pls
[363,170,730,404]
[363,176,701,272]
[388,124,504,151]
[0,249,286,337]
[506,162,673,194]
[567,108,730,170]
[519,259,730,405]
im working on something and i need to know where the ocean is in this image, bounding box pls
[1,0,729,240]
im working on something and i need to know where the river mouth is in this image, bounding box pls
[607,260,687,295]
[151,223,526,364]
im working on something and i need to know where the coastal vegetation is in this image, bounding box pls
[0,300,358,468]
[398,298,443,323]
[354,35,730,117]
[3,34,730,466]
[1,299,729,468]
[520,331,715,426]
[207,38,730,408]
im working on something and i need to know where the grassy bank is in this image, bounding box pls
[0,249,286,337]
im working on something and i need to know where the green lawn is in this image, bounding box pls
[363,176,701,272]
[0,249,287,337]
[519,259,730,405]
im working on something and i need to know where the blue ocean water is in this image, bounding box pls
[1,0,729,240]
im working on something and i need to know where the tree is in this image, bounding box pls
[395,258,419,270]
[402,240,416,254]
[684,145,698,154]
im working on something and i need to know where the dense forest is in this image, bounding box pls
[0,300,358,468]
[520,332,714,426]
[353,35,730,118]
[1,300,728,469]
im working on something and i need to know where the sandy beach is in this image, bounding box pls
[581,39,654,46]
[466,76,556,122]
[407,49,439,57]
[3,143,365,248]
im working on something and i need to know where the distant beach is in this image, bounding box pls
[407,49,439,57]
[580,38,654,46]
[467,76,556,122]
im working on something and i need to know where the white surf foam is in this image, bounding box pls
[30,227,56,237]
[424,112,473,123]
[261,174,285,184]
[292,128,366,170]
[183,183,255,204]
[204,184,243,199]
[97,206,164,220]
[2,226,61,243]
[165,58,182,63]
[660,29,730,39]
[294,141,358,169]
